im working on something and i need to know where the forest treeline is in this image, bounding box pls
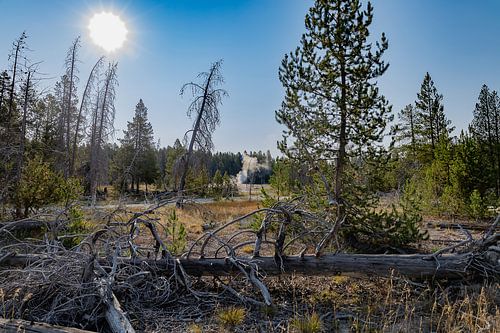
[1,15,500,226]
[272,73,500,221]
[0,33,279,217]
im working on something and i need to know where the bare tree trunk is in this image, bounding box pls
[71,57,103,176]
[177,69,214,199]
[0,75,6,112]
[335,43,347,208]
[89,63,117,205]
[0,318,96,333]
[1,253,481,280]
[64,38,79,178]
[7,34,23,121]
[17,71,31,177]
[89,94,100,206]
[15,71,31,217]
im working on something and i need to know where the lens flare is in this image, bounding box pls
[88,12,128,52]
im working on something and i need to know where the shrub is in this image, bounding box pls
[14,157,82,217]
[217,306,245,328]
[469,189,486,220]
[165,209,187,255]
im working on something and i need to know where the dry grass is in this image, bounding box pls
[158,200,260,238]
[217,306,246,328]
[290,312,322,333]
[160,275,498,332]
[79,199,498,332]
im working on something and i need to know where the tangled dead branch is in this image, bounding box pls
[0,197,498,331]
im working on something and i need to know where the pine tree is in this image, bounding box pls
[276,0,391,206]
[392,104,418,155]
[414,72,453,154]
[211,169,223,198]
[470,84,500,195]
[276,0,428,251]
[117,99,158,192]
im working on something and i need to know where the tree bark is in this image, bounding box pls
[70,46,100,177]
[64,40,78,178]
[0,219,48,232]
[1,253,479,280]
[0,318,95,333]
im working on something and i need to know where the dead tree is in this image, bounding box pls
[70,57,104,176]
[7,32,27,122]
[0,196,497,331]
[16,70,32,182]
[63,37,80,177]
[0,318,96,333]
[89,62,117,206]
[177,60,227,204]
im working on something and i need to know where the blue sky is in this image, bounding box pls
[1,0,499,154]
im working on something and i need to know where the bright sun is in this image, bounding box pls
[88,12,128,53]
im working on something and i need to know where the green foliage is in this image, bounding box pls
[346,206,427,250]
[165,209,186,255]
[62,206,87,248]
[14,157,82,217]
[276,0,391,204]
[208,151,243,178]
[269,158,293,200]
[273,0,432,251]
[400,178,422,217]
[222,171,237,198]
[415,72,454,152]
[210,171,237,199]
[250,188,277,232]
[210,169,224,199]
[113,99,158,192]
[470,85,500,196]
[469,189,486,220]
[290,312,322,333]
[341,178,427,250]
[186,164,210,196]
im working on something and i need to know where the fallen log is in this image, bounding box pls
[0,318,95,333]
[98,280,136,333]
[0,219,48,232]
[102,291,136,333]
[0,252,483,280]
[426,221,491,231]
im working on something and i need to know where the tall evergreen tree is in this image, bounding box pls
[392,104,418,155]
[414,72,453,152]
[116,99,158,192]
[276,0,391,207]
[470,84,500,195]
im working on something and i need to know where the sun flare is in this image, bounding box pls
[88,12,128,52]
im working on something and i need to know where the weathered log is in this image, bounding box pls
[426,221,492,231]
[0,253,479,280]
[102,292,136,333]
[0,219,47,232]
[180,254,474,279]
[0,318,96,333]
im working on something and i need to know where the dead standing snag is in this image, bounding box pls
[177,60,227,206]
